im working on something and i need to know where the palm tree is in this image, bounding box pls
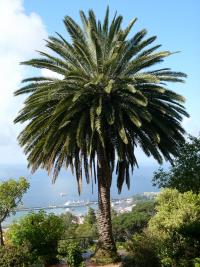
[14,8,188,261]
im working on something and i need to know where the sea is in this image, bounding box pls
[0,163,160,227]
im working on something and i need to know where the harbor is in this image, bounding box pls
[15,200,98,212]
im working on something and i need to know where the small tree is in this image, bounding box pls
[85,207,96,225]
[57,240,84,267]
[7,211,65,266]
[152,136,200,193]
[0,177,29,245]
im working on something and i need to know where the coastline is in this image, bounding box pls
[3,192,159,228]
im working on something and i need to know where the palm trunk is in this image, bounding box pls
[97,166,117,254]
[0,223,4,246]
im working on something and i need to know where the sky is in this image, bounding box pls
[0,0,199,167]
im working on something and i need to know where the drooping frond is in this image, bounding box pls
[14,8,188,194]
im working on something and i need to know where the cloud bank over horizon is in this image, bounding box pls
[0,0,48,164]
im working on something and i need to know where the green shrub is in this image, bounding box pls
[124,233,161,267]
[92,248,120,265]
[0,244,33,267]
[7,211,64,265]
[116,241,125,250]
[60,212,78,239]
[75,223,96,242]
[112,210,151,242]
[148,189,200,266]
[57,240,84,267]
[132,200,155,214]
[60,209,97,250]
[194,258,200,267]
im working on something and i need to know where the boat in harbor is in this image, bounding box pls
[64,199,91,207]
[60,192,67,197]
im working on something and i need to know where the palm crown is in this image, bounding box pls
[15,8,189,194]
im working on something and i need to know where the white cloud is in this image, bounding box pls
[41,69,64,80]
[0,0,48,164]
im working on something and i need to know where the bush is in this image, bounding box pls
[75,223,96,246]
[57,240,84,267]
[132,200,155,214]
[0,244,33,267]
[194,258,200,267]
[124,233,161,267]
[112,200,154,242]
[148,189,200,266]
[112,210,151,242]
[60,210,97,249]
[92,248,120,265]
[60,212,78,239]
[7,211,64,265]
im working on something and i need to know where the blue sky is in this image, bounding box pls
[0,0,199,166]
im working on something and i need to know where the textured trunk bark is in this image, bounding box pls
[0,223,4,246]
[97,168,116,253]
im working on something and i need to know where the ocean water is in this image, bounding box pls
[0,163,160,227]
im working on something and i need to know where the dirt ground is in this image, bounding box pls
[53,262,122,267]
[86,263,122,267]
[84,259,122,267]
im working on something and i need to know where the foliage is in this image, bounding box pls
[0,177,29,245]
[132,200,155,214]
[152,135,200,193]
[111,208,118,219]
[75,223,97,240]
[149,188,200,232]
[194,258,200,267]
[74,209,97,249]
[124,233,161,267]
[84,207,96,225]
[132,194,149,202]
[78,207,97,239]
[60,210,97,251]
[92,248,120,265]
[0,177,29,222]
[57,240,84,267]
[148,188,200,266]
[60,211,78,225]
[0,244,34,267]
[60,210,97,249]
[60,212,78,239]
[116,241,126,250]
[112,211,150,241]
[112,201,154,241]
[7,211,64,265]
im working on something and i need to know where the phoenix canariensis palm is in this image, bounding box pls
[14,8,189,261]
